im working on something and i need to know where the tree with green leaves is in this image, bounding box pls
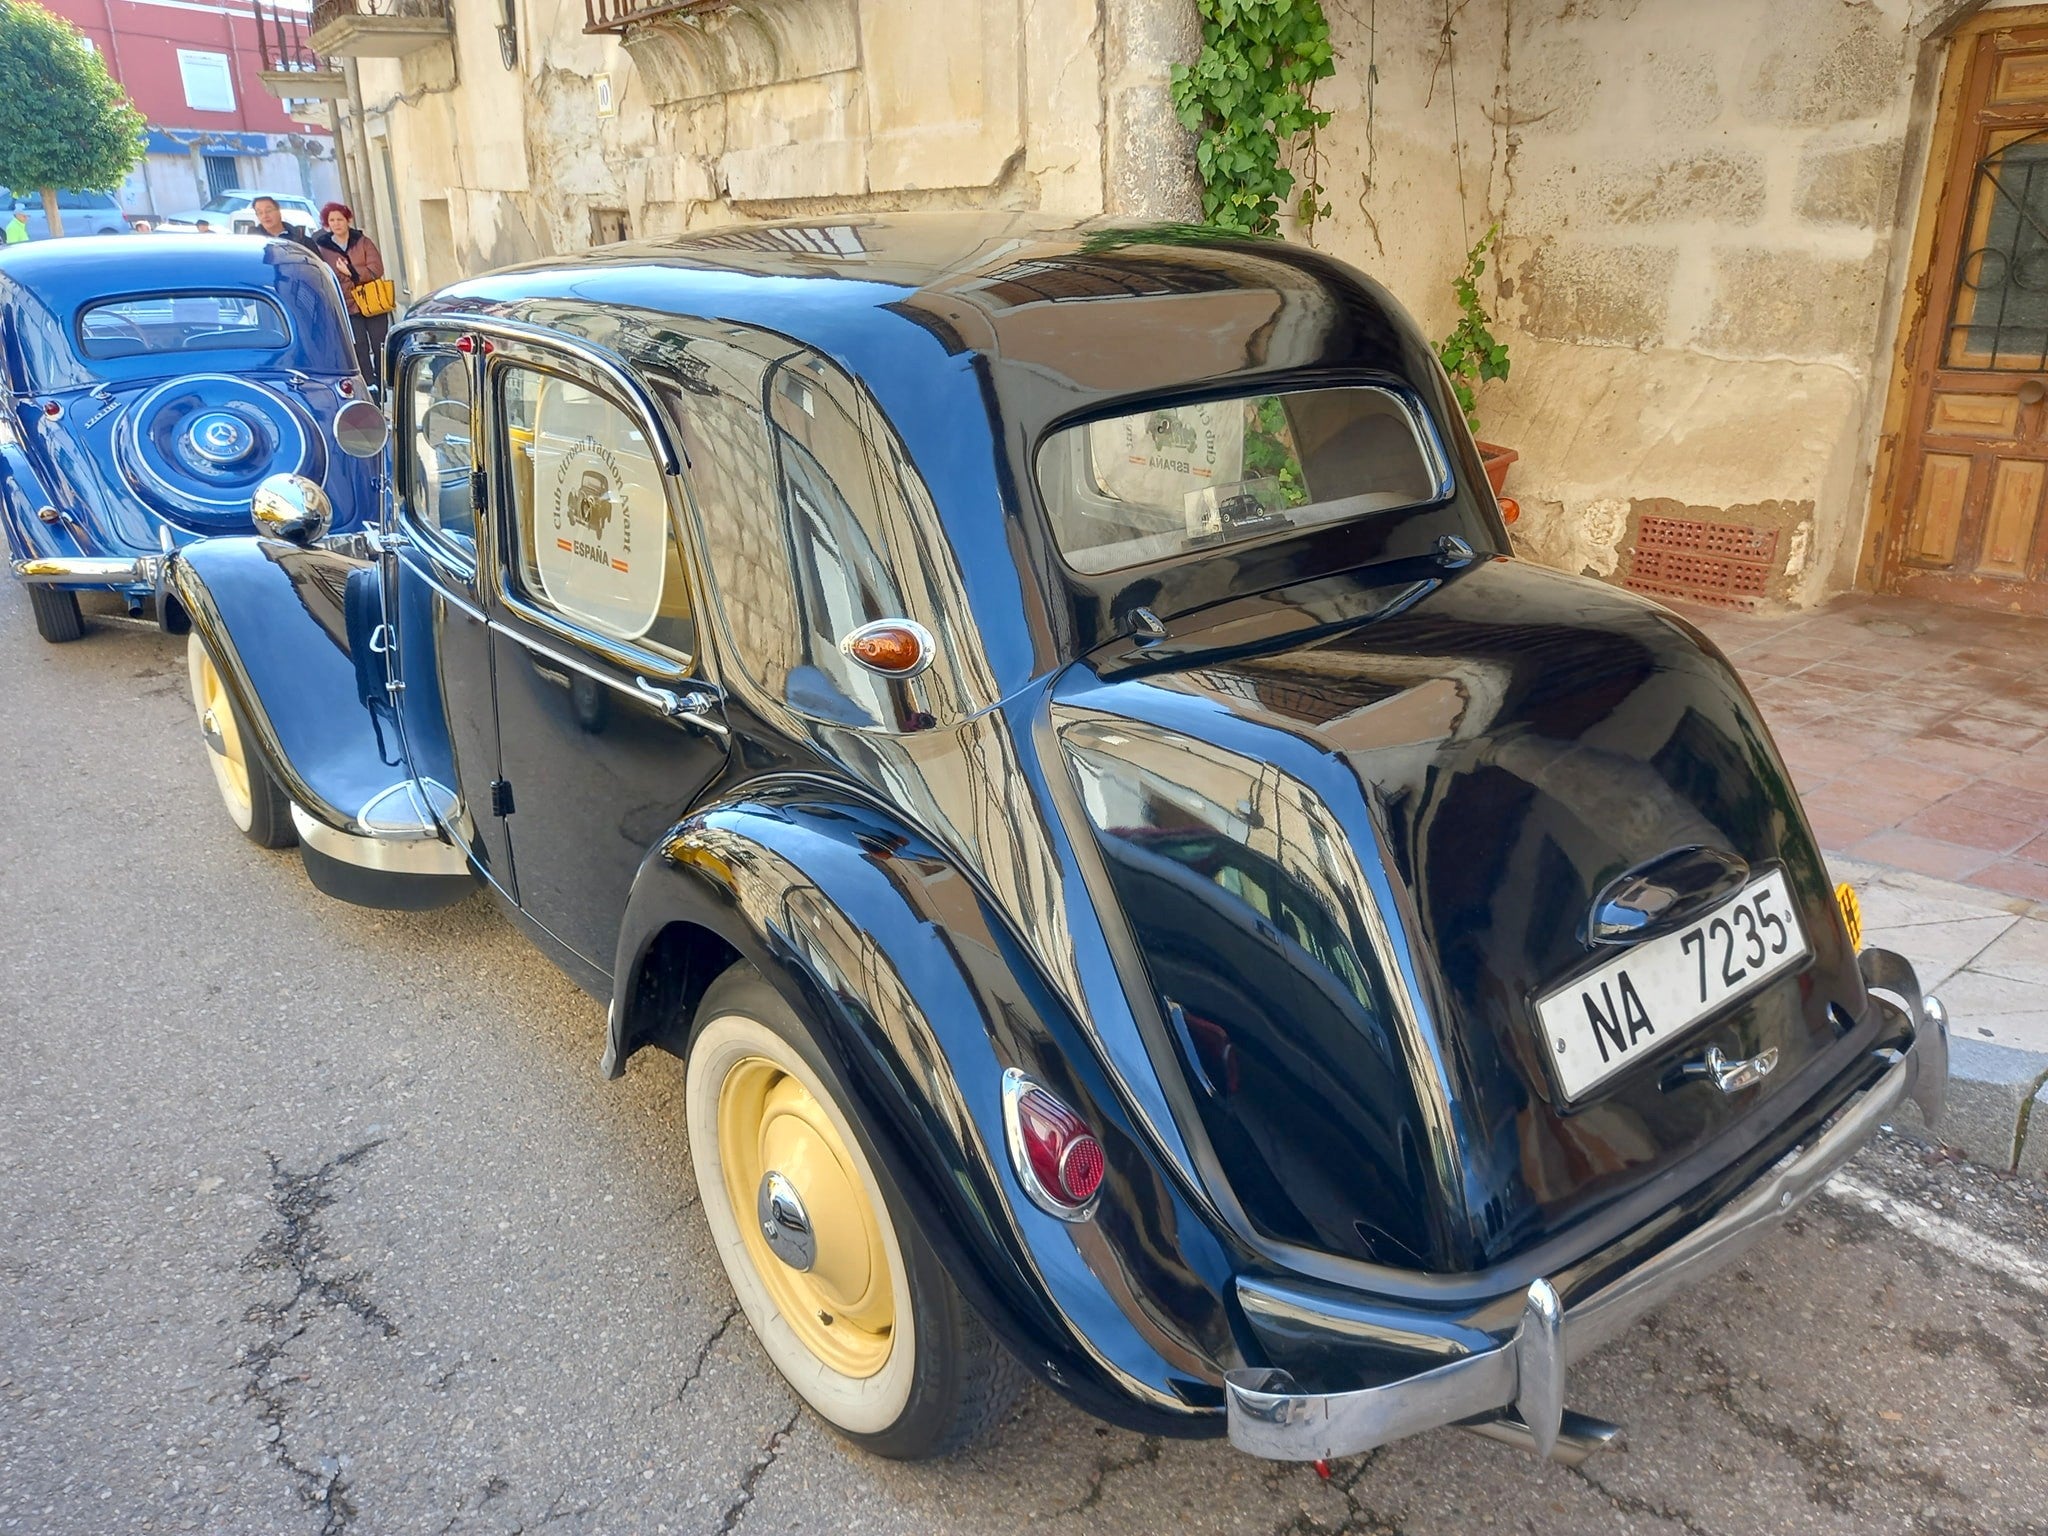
[0,1,144,238]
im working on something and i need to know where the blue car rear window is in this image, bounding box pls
[76,293,289,359]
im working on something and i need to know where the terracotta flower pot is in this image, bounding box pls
[1477,440,1518,496]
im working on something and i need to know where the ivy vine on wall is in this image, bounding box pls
[1170,0,1336,240]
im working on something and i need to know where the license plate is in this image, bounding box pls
[1535,870,1809,1103]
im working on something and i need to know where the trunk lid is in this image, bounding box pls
[1053,558,1867,1272]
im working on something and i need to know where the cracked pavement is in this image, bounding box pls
[3,593,2047,1536]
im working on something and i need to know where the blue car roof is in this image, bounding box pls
[0,234,356,389]
[0,233,325,309]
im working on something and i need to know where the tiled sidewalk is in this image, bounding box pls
[1684,593,2048,1175]
[1687,594,2048,902]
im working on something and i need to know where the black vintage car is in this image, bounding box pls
[165,215,1948,1465]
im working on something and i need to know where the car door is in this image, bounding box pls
[481,340,731,974]
[387,334,515,894]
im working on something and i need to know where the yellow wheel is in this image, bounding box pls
[187,634,296,849]
[685,966,1022,1458]
[716,1053,899,1379]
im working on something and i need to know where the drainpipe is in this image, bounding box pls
[339,57,377,235]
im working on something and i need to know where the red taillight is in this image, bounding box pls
[338,377,356,396]
[1003,1071,1105,1217]
[42,401,61,419]
[457,335,474,354]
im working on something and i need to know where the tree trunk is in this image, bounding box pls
[39,188,63,239]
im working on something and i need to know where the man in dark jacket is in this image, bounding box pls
[250,196,313,248]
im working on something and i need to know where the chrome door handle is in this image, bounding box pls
[634,676,729,738]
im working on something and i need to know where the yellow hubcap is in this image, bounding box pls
[195,649,252,821]
[716,1055,896,1378]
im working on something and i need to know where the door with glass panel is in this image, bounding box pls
[482,346,731,976]
[1888,21,2048,613]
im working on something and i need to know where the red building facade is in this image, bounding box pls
[35,0,340,220]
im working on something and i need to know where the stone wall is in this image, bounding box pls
[1306,0,1991,606]
[349,0,1202,306]
[341,0,2019,611]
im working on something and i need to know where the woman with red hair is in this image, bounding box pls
[313,202,390,392]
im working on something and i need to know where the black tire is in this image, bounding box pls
[187,634,298,850]
[27,585,85,644]
[239,748,299,851]
[686,964,1024,1460]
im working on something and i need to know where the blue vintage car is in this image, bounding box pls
[164,216,1947,1468]
[0,234,376,642]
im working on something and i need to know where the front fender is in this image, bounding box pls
[611,780,1248,1436]
[170,536,406,831]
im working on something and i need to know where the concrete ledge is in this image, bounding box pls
[1933,1038,2048,1175]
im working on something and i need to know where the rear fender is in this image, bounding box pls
[0,429,102,576]
[610,780,1245,1436]
[169,536,409,833]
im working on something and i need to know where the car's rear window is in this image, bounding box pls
[77,294,289,359]
[1035,385,1448,574]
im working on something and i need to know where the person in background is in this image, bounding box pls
[249,196,311,249]
[194,218,214,235]
[313,201,388,392]
[4,206,27,244]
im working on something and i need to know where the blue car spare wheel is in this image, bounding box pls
[116,374,324,530]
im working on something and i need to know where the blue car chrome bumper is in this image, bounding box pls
[12,554,161,588]
[1223,947,1949,1465]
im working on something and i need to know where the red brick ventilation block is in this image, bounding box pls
[1625,515,1780,611]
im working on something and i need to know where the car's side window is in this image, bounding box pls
[400,350,474,555]
[656,336,958,729]
[497,361,695,662]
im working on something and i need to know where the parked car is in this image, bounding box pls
[0,187,128,239]
[165,214,1948,1466]
[157,191,320,235]
[0,235,378,642]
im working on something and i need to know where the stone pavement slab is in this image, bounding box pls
[1829,856,2048,1174]
[1679,590,2048,1179]
[1688,594,2048,901]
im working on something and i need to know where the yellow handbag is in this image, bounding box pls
[355,277,396,316]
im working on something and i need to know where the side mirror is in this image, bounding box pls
[252,473,333,544]
[334,398,390,460]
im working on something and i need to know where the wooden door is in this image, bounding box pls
[1885,23,2048,614]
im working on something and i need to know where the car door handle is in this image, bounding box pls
[634,676,729,739]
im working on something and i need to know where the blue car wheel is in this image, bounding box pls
[26,585,84,644]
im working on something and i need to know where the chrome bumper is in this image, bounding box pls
[11,555,161,587]
[1224,948,1948,1464]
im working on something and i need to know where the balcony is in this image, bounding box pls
[253,1,348,100]
[308,0,452,59]
[583,0,727,36]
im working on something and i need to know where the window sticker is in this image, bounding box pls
[530,380,665,640]
[1087,400,1245,512]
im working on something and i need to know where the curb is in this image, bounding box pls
[2020,1077,2048,1181]
[1828,857,2048,1181]
[1938,1039,2048,1176]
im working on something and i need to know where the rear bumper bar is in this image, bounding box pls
[12,555,160,588]
[1224,947,1947,1463]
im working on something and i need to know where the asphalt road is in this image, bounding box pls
[2,588,2046,1536]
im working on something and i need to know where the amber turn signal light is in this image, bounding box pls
[1499,496,1521,524]
[840,619,933,677]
